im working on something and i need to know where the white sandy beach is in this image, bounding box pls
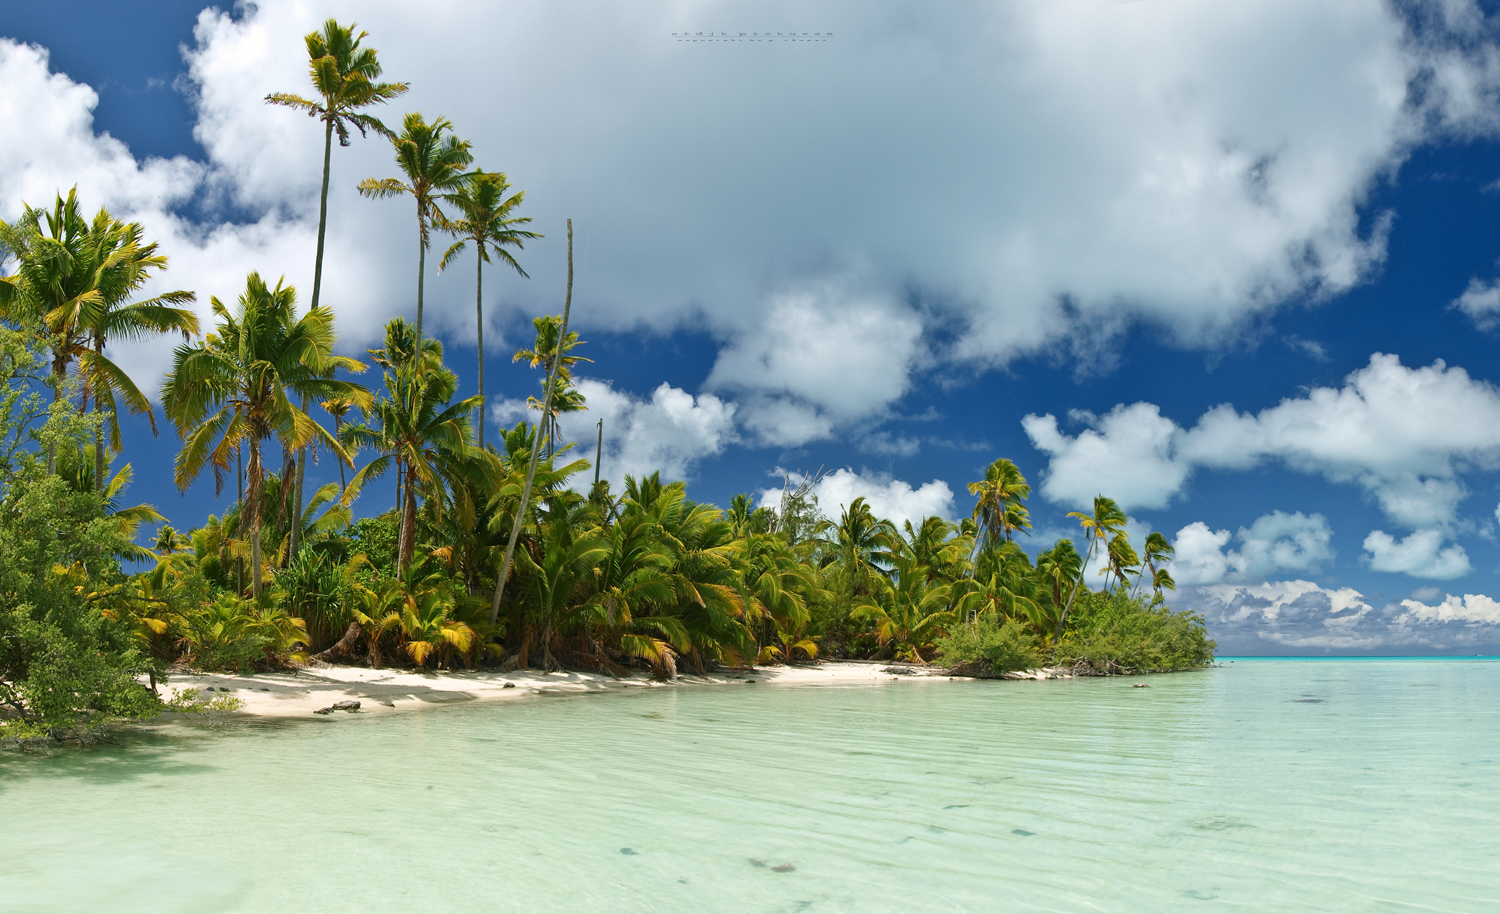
[161,661,960,719]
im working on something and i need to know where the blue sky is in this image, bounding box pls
[7,1,1500,654]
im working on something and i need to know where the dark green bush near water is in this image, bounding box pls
[1056,590,1216,673]
[934,616,1042,676]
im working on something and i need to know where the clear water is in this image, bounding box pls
[2,660,1498,913]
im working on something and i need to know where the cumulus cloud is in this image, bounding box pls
[1451,277,1500,330]
[1178,578,1500,652]
[1399,592,1500,623]
[1362,528,1472,579]
[1022,403,1189,509]
[759,467,954,532]
[10,0,1500,432]
[519,379,738,487]
[1026,354,1500,528]
[1169,512,1335,586]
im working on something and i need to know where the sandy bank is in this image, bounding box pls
[159,661,963,720]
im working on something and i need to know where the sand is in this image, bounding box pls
[160,661,960,719]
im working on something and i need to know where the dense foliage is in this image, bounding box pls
[0,19,1214,744]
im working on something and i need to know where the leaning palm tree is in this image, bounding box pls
[490,220,574,629]
[1053,495,1127,643]
[162,272,369,596]
[440,169,540,444]
[266,18,406,557]
[358,112,472,347]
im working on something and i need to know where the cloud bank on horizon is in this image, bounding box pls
[6,0,1500,651]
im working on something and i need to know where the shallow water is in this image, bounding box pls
[2,660,1498,913]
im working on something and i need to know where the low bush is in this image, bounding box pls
[1057,590,1215,673]
[935,615,1042,676]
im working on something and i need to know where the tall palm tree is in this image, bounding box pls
[1053,495,1127,643]
[341,320,486,574]
[490,220,574,629]
[162,272,369,596]
[266,19,406,563]
[440,170,540,444]
[358,112,473,348]
[823,496,899,599]
[266,19,407,318]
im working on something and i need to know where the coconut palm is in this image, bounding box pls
[1132,531,1176,602]
[162,272,369,596]
[851,559,955,663]
[440,169,540,444]
[341,321,486,574]
[358,112,472,347]
[1053,495,1127,643]
[490,220,575,629]
[968,458,1031,547]
[79,215,198,491]
[0,193,197,478]
[823,496,899,599]
[266,19,407,317]
[513,313,590,456]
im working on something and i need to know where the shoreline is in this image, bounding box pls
[154,661,969,720]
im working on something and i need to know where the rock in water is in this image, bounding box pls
[314,700,361,715]
[503,682,516,689]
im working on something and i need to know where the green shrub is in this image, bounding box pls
[1057,590,1215,673]
[935,615,1042,675]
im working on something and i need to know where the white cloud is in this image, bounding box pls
[1022,403,1189,509]
[1027,354,1500,527]
[1181,577,1500,652]
[1451,276,1500,330]
[1399,592,1500,623]
[10,0,1500,432]
[1168,511,1334,586]
[541,379,736,487]
[1362,528,1472,579]
[759,467,954,532]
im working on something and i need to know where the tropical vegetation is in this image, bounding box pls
[0,20,1212,745]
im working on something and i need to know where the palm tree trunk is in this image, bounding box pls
[237,446,245,597]
[394,455,405,564]
[399,463,418,574]
[475,252,485,445]
[288,394,309,562]
[490,219,573,628]
[247,439,264,597]
[92,338,105,492]
[46,351,64,475]
[312,118,333,312]
[414,207,427,346]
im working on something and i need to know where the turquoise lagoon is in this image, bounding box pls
[2,659,1497,913]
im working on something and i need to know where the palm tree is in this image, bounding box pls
[823,496,899,599]
[440,170,540,444]
[0,194,198,481]
[265,19,407,318]
[341,320,486,574]
[80,215,198,491]
[851,558,955,663]
[1053,495,1127,643]
[267,22,406,557]
[162,272,369,596]
[490,220,575,629]
[358,112,473,348]
[513,313,590,456]
[1132,531,1176,602]
[968,458,1031,547]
